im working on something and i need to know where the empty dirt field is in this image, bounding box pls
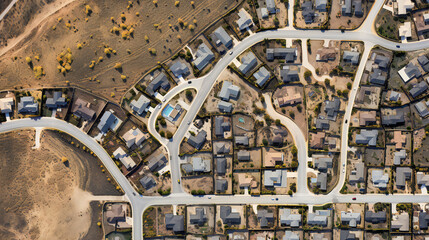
[0,0,238,103]
[0,129,122,240]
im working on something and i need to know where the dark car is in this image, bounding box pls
[396,45,400,48]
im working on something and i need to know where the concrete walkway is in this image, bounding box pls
[32,127,43,149]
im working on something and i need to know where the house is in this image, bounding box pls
[374,54,390,70]
[354,0,363,16]
[397,0,414,15]
[315,0,327,11]
[389,91,401,102]
[18,96,38,114]
[170,60,190,78]
[365,211,387,223]
[341,0,352,15]
[46,91,67,109]
[105,204,131,228]
[146,72,170,96]
[349,162,365,184]
[323,98,341,121]
[316,48,336,61]
[254,67,271,87]
[235,136,249,146]
[216,179,228,192]
[302,1,315,24]
[396,167,412,188]
[359,111,376,126]
[283,231,300,240]
[415,101,429,118]
[237,150,250,161]
[218,100,233,113]
[419,212,429,229]
[257,209,274,227]
[220,206,241,225]
[214,142,230,155]
[340,230,357,240]
[341,211,361,227]
[188,130,207,150]
[264,151,284,167]
[414,12,429,40]
[238,52,258,75]
[398,62,421,83]
[417,172,429,188]
[72,98,96,121]
[394,149,406,165]
[193,157,211,172]
[409,81,428,98]
[123,128,146,148]
[261,7,269,18]
[370,69,387,85]
[280,66,299,82]
[165,213,184,232]
[266,0,276,13]
[391,213,410,231]
[372,170,389,189]
[147,154,168,172]
[140,175,156,190]
[218,81,240,101]
[277,92,302,106]
[355,129,378,146]
[280,209,301,227]
[264,169,287,187]
[313,155,333,172]
[190,208,207,226]
[317,172,328,191]
[381,111,404,126]
[392,131,406,149]
[215,116,231,138]
[343,51,360,65]
[97,111,119,133]
[193,43,215,71]
[238,173,257,188]
[307,210,330,226]
[0,97,13,113]
[236,9,253,31]
[130,95,151,115]
[113,147,136,170]
[316,118,330,130]
[213,26,233,48]
[266,48,297,62]
[216,157,227,175]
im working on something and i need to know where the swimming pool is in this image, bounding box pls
[162,104,174,118]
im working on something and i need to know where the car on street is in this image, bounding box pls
[352,197,356,200]
[187,121,191,125]
[229,51,233,55]
[162,99,166,102]
[157,104,162,109]
[188,81,192,84]
[396,45,400,48]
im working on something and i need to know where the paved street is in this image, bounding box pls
[3,1,429,239]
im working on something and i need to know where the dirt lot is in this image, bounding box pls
[234,148,262,169]
[308,40,340,75]
[0,0,238,103]
[0,129,121,240]
[183,175,214,195]
[329,0,373,29]
[143,205,186,237]
[413,132,429,167]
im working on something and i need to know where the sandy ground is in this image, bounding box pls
[0,129,120,239]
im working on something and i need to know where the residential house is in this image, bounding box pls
[359,111,376,126]
[349,162,365,184]
[370,69,387,85]
[218,100,233,113]
[317,172,328,191]
[188,130,207,150]
[355,129,378,146]
[316,0,327,11]
[192,157,211,172]
[130,95,151,115]
[365,211,387,223]
[343,51,360,65]
[238,52,258,75]
[394,149,406,165]
[264,169,287,187]
[417,172,429,188]
[264,151,284,167]
[340,230,357,240]
[97,111,119,133]
[419,212,429,229]
[147,154,168,172]
[396,167,412,189]
[398,62,421,83]
[323,98,341,121]
[316,118,330,130]
[214,142,231,155]
[170,60,190,78]
[280,209,301,227]
[316,48,336,61]
[113,147,136,170]
[237,150,251,161]
[415,101,429,118]
[389,91,401,102]
[105,204,131,228]
[266,48,297,62]
[215,116,231,138]
[257,209,274,228]
[140,175,156,190]
[372,170,389,189]
[374,54,390,70]
[266,0,276,13]
[341,211,361,227]
[45,91,67,109]
[302,1,315,24]
[216,179,229,193]
[236,9,253,31]
[307,210,330,226]
[392,131,406,149]
[18,96,38,114]
[277,91,302,106]
[397,0,414,15]
[220,206,241,225]
[391,213,410,231]
[193,43,215,71]
[283,231,300,240]
[382,111,404,126]
[313,155,333,172]
[0,97,13,113]
[216,157,227,175]
[146,72,170,96]
[254,67,271,87]
[280,66,300,83]
[213,26,233,49]
[72,98,96,121]
[238,173,257,188]
[190,208,207,226]
[409,81,428,98]
[218,81,240,101]
[235,136,249,146]
[165,213,185,232]
[123,128,146,148]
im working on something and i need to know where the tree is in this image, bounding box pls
[324,78,330,87]
[291,146,298,156]
[346,82,352,89]
[61,157,68,163]
[275,119,281,126]
[304,70,312,79]
[186,90,193,100]
[166,131,173,139]
[263,139,268,146]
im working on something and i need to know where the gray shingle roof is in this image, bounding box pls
[130,95,151,115]
[254,67,271,87]
[146,72,170,96]
[165,213,184,232]
[193,43,215,70]
[97,111,118,133]
[18,96,38,114]
[213,27,233,48]
[188,130,207,150]
[46,91,67,109]
[170,60,190,78]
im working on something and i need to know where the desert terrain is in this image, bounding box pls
[0,0,238,103]
[0,129,121,239]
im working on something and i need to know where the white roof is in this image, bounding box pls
[113,147,136,169]
[398,22,412,38]
[123,128,146,148]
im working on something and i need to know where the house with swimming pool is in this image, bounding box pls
[162,104,183,122]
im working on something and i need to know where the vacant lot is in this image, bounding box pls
[0,0,238,102]
[0,129,121,240]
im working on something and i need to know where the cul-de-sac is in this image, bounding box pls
[4,0,429,239]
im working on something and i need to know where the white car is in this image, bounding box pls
[157,104,162,109]
[229,51,233,55]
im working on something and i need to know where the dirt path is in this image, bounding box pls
[0,0,77,57]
